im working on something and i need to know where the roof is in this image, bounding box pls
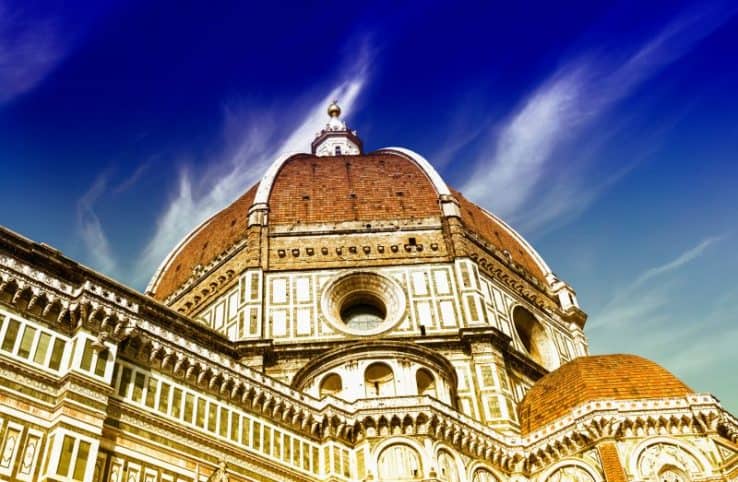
[453,188,547,283]
[268,153,441,224]
[150,184,259,300]
[518,354,693,434]
[148,150,553,302]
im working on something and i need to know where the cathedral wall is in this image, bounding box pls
[191,258,585,429]
[0,302,359,482]
[1,239,737,482]
[110,359,325,478]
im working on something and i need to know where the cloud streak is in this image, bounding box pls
[77,172,117,275]
[461,6,736,233]
[0,2,65,103]
[113,161,152,194]
[629,236,723,290]
[589,235,723,329]
[135,46,373,289]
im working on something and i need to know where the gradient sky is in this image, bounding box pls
[1,1,737,412]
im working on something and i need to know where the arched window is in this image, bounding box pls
[377,444,421,480]
[472,469,498,482]
[416,368,436,397]
[546,466,595,482]
[658,466,689,482]
[512,306,559,370]
[437,450,459,482]
[365,362,395,397]
[319,373,342,398]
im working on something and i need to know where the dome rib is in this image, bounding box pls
[453,189,550,284]
[373,147,452,196]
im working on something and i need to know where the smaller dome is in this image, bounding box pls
[519,354,692,434]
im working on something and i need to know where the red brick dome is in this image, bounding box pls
[148,149,551,301]
[518,354,692,434]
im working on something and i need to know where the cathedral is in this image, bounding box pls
[0,102,736,482]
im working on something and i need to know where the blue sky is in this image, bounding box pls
[1,1,737,412]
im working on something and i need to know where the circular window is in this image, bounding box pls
[321,272,406,336]
[340,293,386,330]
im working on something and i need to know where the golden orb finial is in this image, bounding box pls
[327,100,341,118]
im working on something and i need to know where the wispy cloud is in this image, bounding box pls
[112,161,152,194]
[589,235,723,330]
[134,45,373,289]
[0,2,65,103]
[77,172,117,275]
[461,5,736,233]
[629,236,722,290]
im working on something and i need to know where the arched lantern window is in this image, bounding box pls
[377,444,421,480]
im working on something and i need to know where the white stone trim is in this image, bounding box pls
[145,212,219,295]
[373,147,452,196]
[433,440,470,482]
[147,150,302,294]
[252,152,305,206]
[466,461,505,482]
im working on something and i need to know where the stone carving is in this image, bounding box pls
[472,468,498,482]
[207,460,230,482]
[0,431,16,468]
[19,436,37,474]
[638,443,701,478]
[546,465,595,482]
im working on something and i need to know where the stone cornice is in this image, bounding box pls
[0,227,235,352]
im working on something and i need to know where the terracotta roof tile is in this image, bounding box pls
[518,354,692,434]
[268,153,441,224]
[452,188,546,283]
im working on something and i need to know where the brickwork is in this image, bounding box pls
[268,153,441,225]
[518,354,693,434]
[598,442,627,482]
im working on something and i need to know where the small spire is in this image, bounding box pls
[327,100,341,118]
